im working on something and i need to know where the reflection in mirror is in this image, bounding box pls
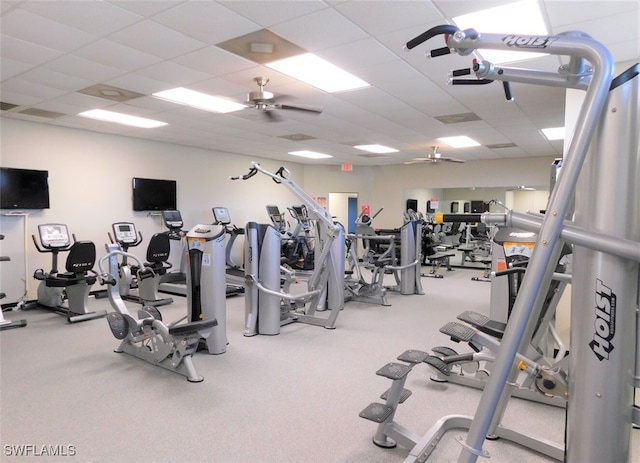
[404,187,550,217]
[405,186,550,271]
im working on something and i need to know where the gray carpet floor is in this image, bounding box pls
[1,267,638,463]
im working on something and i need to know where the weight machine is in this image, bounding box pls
[99,244,217,382]
[360,25,639,463]
[231,163,345,335]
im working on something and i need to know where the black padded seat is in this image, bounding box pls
[144,233,172,276]
[46,241,97,287]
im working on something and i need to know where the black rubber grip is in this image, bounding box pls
[452,68,471,77]
[503,81,514,101]
[451,79,493,85]
[405,24,459,50]
[439,213,482,223]
[494,267,526,277]
[430,46,451,58]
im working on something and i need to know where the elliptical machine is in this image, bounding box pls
[27,223,106,323]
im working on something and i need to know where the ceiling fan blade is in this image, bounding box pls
[262,109,282,122]
[444,158,466,163]
[275,103,323,114]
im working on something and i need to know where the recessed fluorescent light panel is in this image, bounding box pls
[289,150,333,159]
[541,127,565,140]
[437,136,480,148]
[266,53,370,93]
[453,0,549,64]
[152,87,246,113]
[78,109,167,128]
[354,144,398,154]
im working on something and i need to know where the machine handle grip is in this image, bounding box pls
[229,166,258,181]
[434,212,482,224]
[138,268,155,280]
[430,46,451,58]
[451,79,494,85]
[452,68,472,77]
[494,267,526,277]
[405,24,459,50]
[503,81,514,101]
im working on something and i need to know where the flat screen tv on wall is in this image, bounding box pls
[0,167,50,209]
[132,177,177,211]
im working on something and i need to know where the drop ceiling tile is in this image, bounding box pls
[0,35,63,66]
[0,90,41,107]
[43,54,127,83]
[0,57,32,80]
[19,0,143,36]
[18,67,94,92]
[45,91,119,110]
[1,8,97,53]
[108,19,208,59]
[104,73,172,96]
[1,1,17,14]
[122,60,212,87]
[270,8,369,52]
[74,39,163,72]
[171,46,255,77]
[1,78,64,103]
[106,0,182,17]
[152,1,261,45]
[554,10,639,46]
[316,37,400,73]
[218,0,328,28]
[433,0,515,20]
[29,98,89,115]
[545,0,638,28]
[334,0,443,35]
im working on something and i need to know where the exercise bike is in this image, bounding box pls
[108,222,173,307]
[27,223,106,323]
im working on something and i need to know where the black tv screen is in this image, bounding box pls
[132,177,177,211]
[0,167,50,209]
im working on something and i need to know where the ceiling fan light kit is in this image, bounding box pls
[406,146,466,165]
[244,77,323,121]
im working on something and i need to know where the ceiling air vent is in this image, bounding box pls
[0,102,19,111]
[78,84,145,102]
[434,112,481,124]
[356,153,386,158]
[278,133,317,141]
[18,108,66,118]
[485,143,517,149]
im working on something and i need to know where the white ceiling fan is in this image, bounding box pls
[405,146,466,165]
[244,77,323,121]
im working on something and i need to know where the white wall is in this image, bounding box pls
[0,118,306,301]
[1,118,558,301]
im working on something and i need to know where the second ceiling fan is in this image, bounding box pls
[405,146,466,165]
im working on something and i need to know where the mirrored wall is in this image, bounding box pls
[404,186,550,217]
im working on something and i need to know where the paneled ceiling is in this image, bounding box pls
[1,0,638,165]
